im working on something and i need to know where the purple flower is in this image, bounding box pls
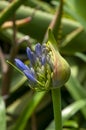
[15,59,29,71]
[26,47,36,65]
[15,43,50,90]
[35,43,42,57]
[15,58,36,83]
[24,70,36,82]
[35,43,49,66]
[15,39,70,90]
[41,55,46,65]
[15,43,53,90]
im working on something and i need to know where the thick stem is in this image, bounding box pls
[51,88,62,130]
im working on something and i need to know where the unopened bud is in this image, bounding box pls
[47,42,71,88]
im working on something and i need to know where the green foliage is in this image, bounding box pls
[46,99,86,130]
[0,97,6,130]
[0,0,86,130]
[65,0,86,30]
[12,92,45,130]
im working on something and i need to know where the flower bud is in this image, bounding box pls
[15,41,70,91]
[47,42,71,88]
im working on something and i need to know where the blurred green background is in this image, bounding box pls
[0,0,86,130]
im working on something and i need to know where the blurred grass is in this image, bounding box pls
[0,0,86,130]
[0,97,6,130]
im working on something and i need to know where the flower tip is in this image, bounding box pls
[26,46,30,51]
[26,47,36,65]
[14,58,22,67]
[14,58,29,71]
[26,47,31,56]
[35,43,42,56]
[14,58,19,63]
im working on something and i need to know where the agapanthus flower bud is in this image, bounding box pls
[47,42,71,88]
[26,47,36,65]
[15,42,70,91]
[35,43,42,57]
[15,59,30,71]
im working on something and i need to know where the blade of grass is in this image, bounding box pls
[0,97,6,130]
[45,99,86,130]
[66,74,86,118]
[12,91,46,130]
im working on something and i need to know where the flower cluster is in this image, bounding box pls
[15,42,70,91]
[15,43,52,91]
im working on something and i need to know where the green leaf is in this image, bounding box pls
[65,0,86,30]
[24,0,54,13]
[74,52,86,62]
[0,97,6,130]
[60,27,83,47]
[12,91,46,130]
[66,74,86,118]
[45,99,86,130]
[66,75,86,99]
[10,74,27,92]
[1,2,86,53]
[0,0,27,26]
[62,100,86,123]
[63,120,78,128]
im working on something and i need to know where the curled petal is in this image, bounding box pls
[24,70,36,82]
[15,58,29,71]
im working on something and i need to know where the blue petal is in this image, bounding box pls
[41,55,46,65]
[26,47,32,59]
[35,43,42,57]
[15,58,29,71]
[24,70,36,82]
[26,47,36,65]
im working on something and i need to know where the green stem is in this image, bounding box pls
[51,88,62,130]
